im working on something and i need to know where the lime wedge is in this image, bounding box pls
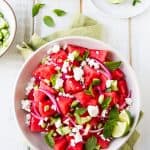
[119,110,131,125]
[112,121,129,138]
[108,0,124,4]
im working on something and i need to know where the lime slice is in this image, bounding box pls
[112,121,129,138]
[108,0,124,4]
[119,110,131,125]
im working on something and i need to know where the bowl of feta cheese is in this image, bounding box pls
[13,36,140,150]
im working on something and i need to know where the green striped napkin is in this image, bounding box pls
[17,14,143,150]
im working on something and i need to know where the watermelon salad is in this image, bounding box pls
[21,44,133,150]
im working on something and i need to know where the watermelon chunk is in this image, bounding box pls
[98,137,110,149]
[64,78,83,94]
[33,64,57,80]
[67,142,83,150]
[67,44,86,56]
[74,91,97,107]
[89,49,108,62]
[57,96,73,115]
[54,137,68,150]
[39,101,55,117]
[112,69,124,80]
[83,65,100,87]
[118,80,128,97]
[30,116,45,132]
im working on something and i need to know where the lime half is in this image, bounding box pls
[119,110,131,125]
[112,121,129,138]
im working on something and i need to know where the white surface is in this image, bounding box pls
[91,0,150,18]
[0,0,149,149]
[14,36,140,150]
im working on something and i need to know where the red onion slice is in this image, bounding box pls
[31,112,43,120]
[39,88,61,114]
[32,102,41,117]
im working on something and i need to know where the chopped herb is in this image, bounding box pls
[50,74,57,87]
[71,100,79,108]
[105,61,121,71]
[53,9,67,16]
[43,16,55,27]
[85,136,98,150]
[75,114,91,125]
[101,97,112,109]
[82,51,89,60]
[56,126,71,136]
[44,131,55,148]
[32,3,45,17]
[132,0,141,6]
[103,107,119,138]
[75,107,86,115]
[92,78,100,86]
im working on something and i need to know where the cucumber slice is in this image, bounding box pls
[112,121,129,138]
[119,110,131,125]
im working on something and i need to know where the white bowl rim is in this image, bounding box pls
[13,36,141,150]
[0,0,17,57]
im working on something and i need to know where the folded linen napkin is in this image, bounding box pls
[17,14,143,150]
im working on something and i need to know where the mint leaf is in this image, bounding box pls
[105,61,121,71]
[101,97,112,109]
[43,16,55,27]
[53,9,67,16]
[132,0,141,6]
[44,131,55,148]
[85,136,98,150]
[32,3,45,17]
[103,119,117,138]
[103,107,119,138]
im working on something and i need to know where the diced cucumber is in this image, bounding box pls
[1,29,9,39]
[0,31,3,40]
[111,80,118,91]
[56,126,71,136]
[108,0,124,4]
[112,121,129,138]
[0,18,8,29]
[119,110,131,125]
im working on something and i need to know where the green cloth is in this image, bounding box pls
[17,14,143,150]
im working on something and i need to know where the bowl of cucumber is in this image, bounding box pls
[0,0,17,57]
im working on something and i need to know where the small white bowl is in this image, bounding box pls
[0,0,17,57]
[13,36,140,150]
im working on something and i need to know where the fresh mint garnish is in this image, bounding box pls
[105,61,121,71]
[53,9,67,16]
[85,136,98,150]
[32,3,45,17]
[44,131,55,148]
[43,16,55,27]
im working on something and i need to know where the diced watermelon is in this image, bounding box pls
[67,44,86,56]
[83,65,100,87]
[57,96,73,115]
[50,50,67,66]
[30,116,45,132]
[74,91,97,107]
[33,89,46,102]
[104,92,119,107]
[54,137,68,150]
[118,95,127,111]
[98,137,110,149]
[39,101,55,117]
[64,78,83,94]
[33,64,57,80]
[27,89,34,101]
[40,81,57,95]
[89,49,108,62]
[67,142,83,150]
[112,69,124,80]
[89,117,100,129]
[118,80,128,97]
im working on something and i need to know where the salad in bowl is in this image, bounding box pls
[14,36,140,150]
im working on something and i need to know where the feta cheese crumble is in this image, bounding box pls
[25,114,31,126]
[73,67,84,81]
[74,132,83,143]
[38,120,46,128]
[106,80,113,88]
[86,58,100,69]
[47,44,60,54]
[21,100,32,112]
[55,119,62,128]
[125,98,133,106]
[51,104,57,111]
[68,53,75,62]
[54,78,64,90]
[25,77,35,95]
[61,61,70,73]
[87,105,99,117]
[101,109,108,118]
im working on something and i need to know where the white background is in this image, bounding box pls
[0,0,149,149]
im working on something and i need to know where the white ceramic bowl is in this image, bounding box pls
[13,36,140,150]
[0,0,17,57]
